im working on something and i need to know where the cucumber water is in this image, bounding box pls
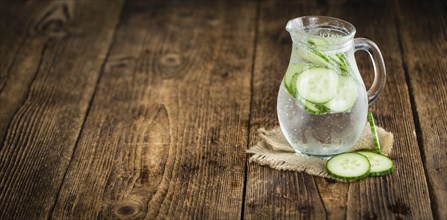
[277,33,368,156]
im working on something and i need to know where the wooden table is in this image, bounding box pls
[1,0,446,219]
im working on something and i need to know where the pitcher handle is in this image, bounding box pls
[354,38,386,105]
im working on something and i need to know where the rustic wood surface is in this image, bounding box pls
[0,0,445,219]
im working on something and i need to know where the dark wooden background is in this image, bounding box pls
[1,0,446,219]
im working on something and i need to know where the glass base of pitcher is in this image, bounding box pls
[292,145,354,159]
[293,150,335,160]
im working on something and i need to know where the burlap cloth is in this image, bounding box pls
[246,123,394,180]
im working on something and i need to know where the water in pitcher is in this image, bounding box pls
[277,25,368,156]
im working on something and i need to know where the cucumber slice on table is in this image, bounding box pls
[368,112,381,153]
[326,153,370,181]
[324,76,358,112]
[296,68,339,104]
[357,151,394,176]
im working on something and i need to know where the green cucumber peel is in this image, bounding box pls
[367,112,381,153]
[357,151,394,176]
[326,153,371,181]
[311,49,333,66]
[295,95,330,115]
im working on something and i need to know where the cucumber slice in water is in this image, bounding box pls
[325,76,358,112]
[284,63,305,86]
[295,95,330,115]
[295,41,357,79]
[357,151,394,176]
[307,38,328,46]
[296,68,339,104]
[368,112,381,153]
[283,63,306,98]
[326,153,370,181]
[296,48,333,68]
[329,54,351,76]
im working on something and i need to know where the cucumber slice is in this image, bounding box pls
[296,68,339,104]
[329,54,351,76]
[326,153,370,181]
[283,63,307,98]
[335,54,350,68]
[284,63,305,86]
[367,112,381,153]
[307,38,328,46]
[357,151,394,176]
[296,48,333,68]
[325,76,358,112]
[295,95,330,115]
[294,40,355,78]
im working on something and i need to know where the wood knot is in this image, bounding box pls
[41,20,64,33]
[156,53,188,79]
[104,57,136,75]
[32,1,74,37]
[118,206,135,216]
[159,53,182,67]
[111,200,143,219]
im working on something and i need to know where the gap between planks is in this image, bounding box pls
[240,1,261,219]
[393,0,437,218]
[45,3,126,219]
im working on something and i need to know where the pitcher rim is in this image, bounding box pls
[286,16,356,46]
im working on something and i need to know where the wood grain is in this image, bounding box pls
[395,0,447,218]
[0,0,445,219]
[0,1,47,149]
[0,1,123,219]
[50,1,256,219]
[244,0,433,219]
[244,1,329,219]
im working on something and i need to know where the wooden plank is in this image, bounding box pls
[0,1,123,219]
[395,0,447,218]
[244,0,433,219]
[50,1,256,219]
[0,1,46,148]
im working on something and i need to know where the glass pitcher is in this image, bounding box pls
[277,16,386,157]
